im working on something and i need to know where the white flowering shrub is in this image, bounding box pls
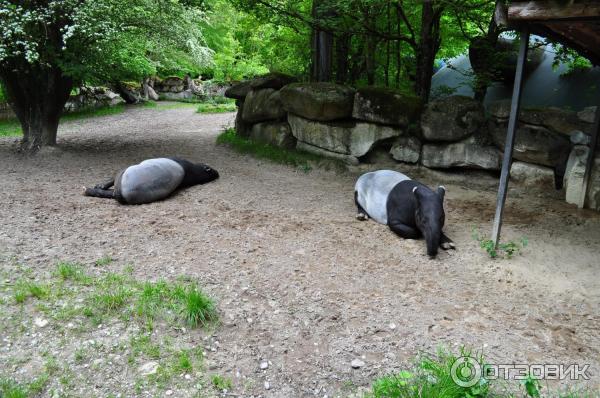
[0,0,213,83]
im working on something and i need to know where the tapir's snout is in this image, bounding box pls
[425,229,441,258]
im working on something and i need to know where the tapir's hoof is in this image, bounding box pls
[441,242,456,250]
[356,213,368,221]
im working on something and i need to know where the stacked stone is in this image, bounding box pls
[225,73,298,150]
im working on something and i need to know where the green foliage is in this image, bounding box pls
[217,128,338,172]
[0,378,28,398]
[0,119,21,137]
[197,102,237,113]
[95,255,113,266]
[201,0,308,80]
[13,280,49,304]
[552,43,593,76]
[472,228,528,259]
[367,348,489,398]
[523,375,542,398]
[0,0,212,86]
[211,374,233,391]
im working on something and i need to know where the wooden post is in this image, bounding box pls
[578,101,600,208]
[491,27,530,246]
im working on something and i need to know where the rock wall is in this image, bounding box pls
[228,77,600,211]
[227,76,422,164]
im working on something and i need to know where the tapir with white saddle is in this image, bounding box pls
[354,170,455,258]
[84,157,219,205]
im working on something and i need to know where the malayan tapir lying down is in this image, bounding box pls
[84,157,219,205]
[355,170,455,258]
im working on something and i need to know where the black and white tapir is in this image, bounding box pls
[354,170,455,258]
[84,157,219,205]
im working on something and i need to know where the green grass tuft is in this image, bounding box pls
[95,255,113,266]
[179,286,218,328]
[367,348,490,398]
[0,378,28,398]
[217,128,340,172]
[13,280,49,304]
[0,119,21,137]
[196,102,237,113]
[211,374,233,392]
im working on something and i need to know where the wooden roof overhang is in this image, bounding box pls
[496,1,600,65]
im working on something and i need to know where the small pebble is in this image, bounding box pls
[260,361,269,370]
[264,381,271,390]
[351,359,365,369]
[34,318,48,328]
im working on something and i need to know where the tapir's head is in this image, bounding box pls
[413,185,446,258]
[193,163,219,183]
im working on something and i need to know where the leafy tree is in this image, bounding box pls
[0,0,211,152]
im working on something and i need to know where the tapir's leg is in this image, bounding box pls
[94,179,115,190]
[388,221,421,239]
[84,187,115,199]
[354,191,369,221]
[440,232,456,250]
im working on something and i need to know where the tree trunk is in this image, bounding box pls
[335,34,350,84]
[415,1,443,103]
[365,35,377,85]
[0,66,72,153]
[311,0,334,82]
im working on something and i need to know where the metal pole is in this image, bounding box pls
[578,100,600,208]
[491,27,530,246]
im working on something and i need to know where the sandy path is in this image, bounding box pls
[1,104,599,397]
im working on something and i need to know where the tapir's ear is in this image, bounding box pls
[412,186,421,203]
[437,185,445,201]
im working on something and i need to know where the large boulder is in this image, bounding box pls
[288,114,401,157]
[297,142,359,165]
[235,100,250,137]
[352,87,422,127]
[578,106,597,124]
[510,161,555,188]
[250,72,297,90]
[421,96,485,142]
[225,81,253,100]
[390,136,422,164]
[491,122,570,167]
[65,87,124,112]
[225,73,297,100]
[242,89,285,123]
[280,83,356,121]
[160,90,196,101]
[249,122,296,149]
[488,100,593,136]
[563,145,600,207]
[154,77,185,93]
[421,142,501,170]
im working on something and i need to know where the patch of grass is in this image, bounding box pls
[62,104,126,121]
[472,228,528,259]
[0,119,21,137]
[95,255,113,266]
[0,104,126,138]
[211,374,233,392]
[217,128,339,172]
[196,102,237,113]
[134,280,218,328]
[54,261,91,284]
[13,280,49,304]
[130,335,161,360]
[367,348,490,398]
[180,286,218,328]
[0,378,28,398]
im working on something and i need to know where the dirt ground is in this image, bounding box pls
[1,104,599,397]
